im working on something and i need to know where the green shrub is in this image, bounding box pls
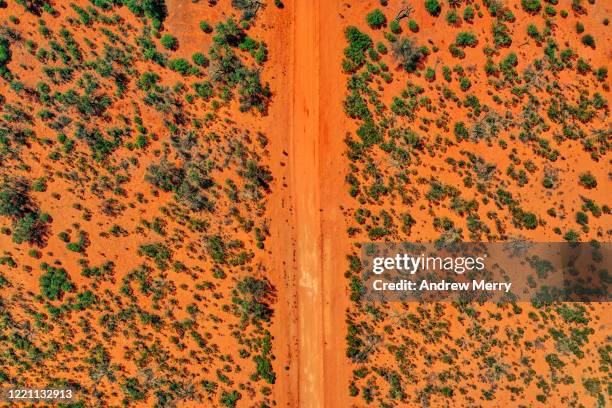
[234,277,274,323]
[563,229,580,242]
[389,19,401,33]
[578,172,597,188]
[192,52,208,66]
[408,19,419,32]
[595,67,607,81]
[206,235,227,263]
[39,265,74,300]
[446,10,460,25]
[219,390,241,408]
[527,24,540,40]
[521,0,542,13]
[168,58,191,75]
[160,34,178,50]
[492,21,512,47]
[581,34,595,49]
[199,21,212,33]
[357,120,383,146]
[455,32,477,47]
[425,67,435,81]
[124,0,167,23]
[0,35,11,75]
[31,178,47,192]
[366,9,387,28]
[454,121,469,141]
[343,26,372,71]
[463,6,474,22]
[12,213,47,245]
[425,0,442,16]
[139,242,171,269]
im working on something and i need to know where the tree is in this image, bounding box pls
[392,38,425,72]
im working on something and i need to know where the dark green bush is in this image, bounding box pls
[521,0,542,13]
[425,0,441,16]
[39,265,74,300]
[578,172,597,188]
[581,34,595,49]
[366,9,387,29]
[160,34,178,50]
[455,32,477,47]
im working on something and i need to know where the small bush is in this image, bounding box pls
[446,10,460,25]
[366,9,387,29]
[581,34,595,49]
[389,19,401,33]
[160,34,178,50]
[578,172,597,188]
[425,67,435,81]
[192,52,208,66]
[455,32,477,47]
[463,6,474,22]
[521,0,542,13]
[408,19,419,32]
[168,58,191,75]
[425,0,442,16]
[199,21,212,33]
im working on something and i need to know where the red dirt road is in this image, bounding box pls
[289,0,352,406]
[292,0,324,406]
